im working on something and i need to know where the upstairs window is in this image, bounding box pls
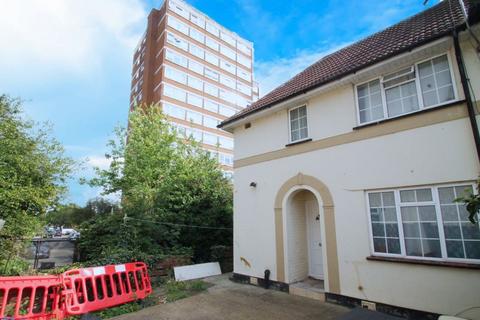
[167,32,188,51]
[356,54,456,125]
[289,105,308,142]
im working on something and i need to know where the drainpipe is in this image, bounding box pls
[452,29,480,164]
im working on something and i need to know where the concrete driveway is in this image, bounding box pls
[113,274,350,320]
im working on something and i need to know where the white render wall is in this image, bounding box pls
[233,45,465,161]
[233,118,479,314]
[232,40,480,315]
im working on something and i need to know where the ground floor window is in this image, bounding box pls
[367,184,480,262]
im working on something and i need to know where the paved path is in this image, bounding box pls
[113,274,350,320]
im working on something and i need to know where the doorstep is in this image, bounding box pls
[289,278,325,301]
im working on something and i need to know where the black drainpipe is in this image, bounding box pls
[453,29,480,163]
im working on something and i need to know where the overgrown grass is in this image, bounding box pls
[164,279,208,302]
[75,280,210,319]
[93,296,158,319]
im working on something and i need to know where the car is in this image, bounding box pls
[45,226,56,238]
[68,231,80,240]
[61,228,77,236]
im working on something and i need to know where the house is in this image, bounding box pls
[218,0,480,317]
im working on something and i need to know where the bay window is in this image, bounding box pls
[356,54,456,125]
[367,184,480,262]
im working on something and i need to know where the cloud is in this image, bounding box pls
[0,0,147,76]
[255,43,351,97]
[86,155,112,171]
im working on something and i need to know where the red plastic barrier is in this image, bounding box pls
[0,275,63,319]
[61,262,152,316]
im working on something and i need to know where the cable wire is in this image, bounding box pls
[123,216,232,230]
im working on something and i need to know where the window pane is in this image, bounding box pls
[405,239,422,256]
[400,190,416,202]
[299,117,307,128]
[380,192,394,205]
[446,240,465,258]
[422,240,441,258]
[370,208,383,222]
[373,238,387,253]
[386,81,418,117]
[371,106,384,120]
[420,222,439,238]
[386,223,399,237]
[462,223,480,240]
[438,185,479,259]
[368,191,399,254]
[444,222,462,239]
[290,107,307,142]
[357,84,368,97]
[291,130,299,142]
[359,110,369,123]
[387,238,401,254]
[439,187,455,204]
[436,70,452,87]
[402,204,441,258]
[372,223,385,237]
[418,206,436,221]
[291,119,299,130]
[438,86,455,103]
[465,241,480,259]
[384,208,397,222]
[369,193,382,207]
[422,90,438,106]
[387,100,403,117]
[358,97,368,110]
[418,61,433,77]
[357,80,384,123]
[299,106,306,117]
[403,223,420,238]
[419,55,454,107]
[300,128,308,140]
[416,188,432,202]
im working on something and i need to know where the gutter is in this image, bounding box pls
[452,29,480,163]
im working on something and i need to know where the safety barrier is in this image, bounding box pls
[0,262,151,319]
[0,275,62,319]
[62,262,152,316]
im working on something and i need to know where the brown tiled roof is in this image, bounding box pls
[220,0,479,128]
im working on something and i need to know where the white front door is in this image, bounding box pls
[306,200,324,279]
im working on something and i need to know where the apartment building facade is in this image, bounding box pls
[129,0,258,175]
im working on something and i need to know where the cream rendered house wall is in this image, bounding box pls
[231,38,480,315]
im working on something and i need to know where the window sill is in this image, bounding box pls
[285,138,312,147]
[366,255,480,270]
[353,99,466,130]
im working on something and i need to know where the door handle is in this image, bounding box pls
[318,242,322,247]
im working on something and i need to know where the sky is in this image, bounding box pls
[0,0,440,205]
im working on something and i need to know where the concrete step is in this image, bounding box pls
[289,284,325,301]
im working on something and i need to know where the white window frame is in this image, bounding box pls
[366,182,479,264]
[355,52,458,126]
[288,105,309,143]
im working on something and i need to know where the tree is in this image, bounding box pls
[81,105,232,263]
[455,180,480,224]
[0,95,73,274]
[45,198,119,228]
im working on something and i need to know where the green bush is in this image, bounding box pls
[79,106,232,266]
[0,257,30,276]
